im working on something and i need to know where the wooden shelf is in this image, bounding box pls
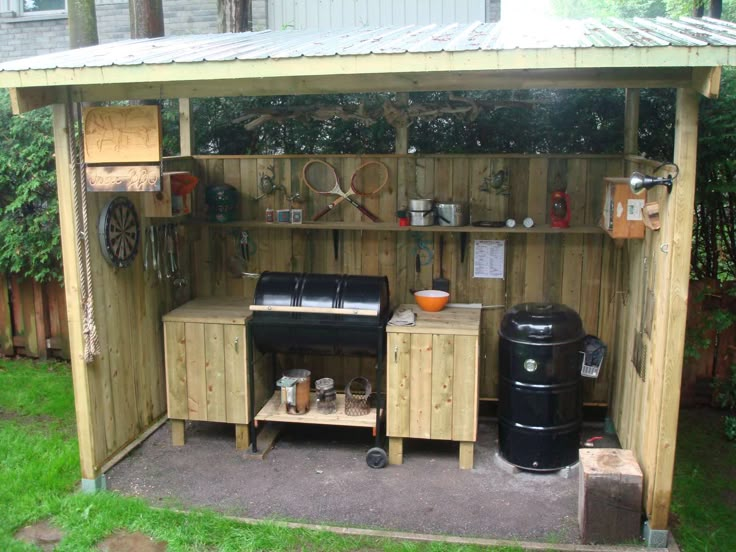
[254,391,376,428]
[189,220,605,235]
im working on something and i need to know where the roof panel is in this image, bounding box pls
[0,17,734,77]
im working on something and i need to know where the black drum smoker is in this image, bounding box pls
[247,272,391,467]
[498,303,606,471]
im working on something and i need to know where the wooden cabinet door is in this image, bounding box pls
[164,321,249,424]
[223,324,247,423]
[387,333,411,437]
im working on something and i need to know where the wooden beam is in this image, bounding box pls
[9,86,62,114]
[68,67,694,104]
[8,67,696,112]
[178,98,194,156]
[645,88,699,529]
[624,89,640,158]
[692,66,721,99]
[52,103,100,480]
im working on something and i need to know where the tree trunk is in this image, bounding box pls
[68,0,99,49]
[710,0,723,19]
[129,0,165,39]
[218,0,251,33]
[693,1,705,16]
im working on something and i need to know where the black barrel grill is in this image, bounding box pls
[246,272,391,465]
[250,272,390,356]
[498,302,585,471]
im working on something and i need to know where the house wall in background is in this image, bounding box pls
[0,0,500,62]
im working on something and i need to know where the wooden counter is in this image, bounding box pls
[163,297,254,449]
[386,304,481,469]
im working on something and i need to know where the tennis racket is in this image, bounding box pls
[303,159,380,222]
[314,160,389,221]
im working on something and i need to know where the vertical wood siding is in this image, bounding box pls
[267,0,486,30]
[188,153,623,404]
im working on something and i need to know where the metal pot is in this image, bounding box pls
[409,198,433,211]
[409,209,435,226]
[436,202,466,226]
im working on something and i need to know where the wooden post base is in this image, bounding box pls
[235,424,250,450]
[170,419,185,446]
[579,448,643,544]
[459,441,474,470]
[388,437,403,465]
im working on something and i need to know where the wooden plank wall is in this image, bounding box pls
[609,156,676,522]
[79,155,193,470]
[187,154,624,403]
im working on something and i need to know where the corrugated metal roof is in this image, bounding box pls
[1,16,736,72]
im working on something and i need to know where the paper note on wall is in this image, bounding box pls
[473,240,505,279]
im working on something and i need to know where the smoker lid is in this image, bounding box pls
[499,302,584,344]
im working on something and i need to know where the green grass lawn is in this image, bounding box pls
[670,407,736,552]
[0,359,523,552]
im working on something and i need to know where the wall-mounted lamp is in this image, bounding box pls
[629,162,679,195]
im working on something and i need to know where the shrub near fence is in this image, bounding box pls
[0,275,69,360]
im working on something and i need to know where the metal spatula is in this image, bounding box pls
[433,235,450,293]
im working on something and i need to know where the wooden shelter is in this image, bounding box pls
[1,17,734,541]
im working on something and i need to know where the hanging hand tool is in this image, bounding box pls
[433,235,450,292]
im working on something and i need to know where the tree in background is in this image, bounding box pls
[129,0,165,38]
[0,91,61,282]
[219,0,251,33]
[68,0,99,48]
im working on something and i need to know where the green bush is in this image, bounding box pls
[0,90,61,282]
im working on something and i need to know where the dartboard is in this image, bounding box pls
[98,197,140,268]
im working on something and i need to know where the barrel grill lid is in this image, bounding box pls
[499,302,584,344]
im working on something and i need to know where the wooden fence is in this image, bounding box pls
[0,275,70,360]
[681,279,736,406]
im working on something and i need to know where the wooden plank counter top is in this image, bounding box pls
[163,296,251,325]
[386,304,481,336]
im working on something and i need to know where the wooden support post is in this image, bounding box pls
[645,88,699,529]
[388,436,403,465]
[179,98,194,156]
[170,419,185,446]
[235,423,250,450]
[624,88,640,169]
[459,441,474,470]
[52,102,99,481]
[0,274,14,356]
[32,281,48,360]
[394,92,409,154]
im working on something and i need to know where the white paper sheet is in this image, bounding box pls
[473,240,505,279]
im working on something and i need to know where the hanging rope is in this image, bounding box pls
[67,101,101,362]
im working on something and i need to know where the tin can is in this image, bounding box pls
[265,208,275,223]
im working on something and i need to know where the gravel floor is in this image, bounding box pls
[106,418,619,544]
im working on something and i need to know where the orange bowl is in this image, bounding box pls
[414,290,450,312]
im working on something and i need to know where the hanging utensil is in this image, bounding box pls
[433,235,450,292]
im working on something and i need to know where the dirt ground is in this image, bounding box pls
[106,417,619,544]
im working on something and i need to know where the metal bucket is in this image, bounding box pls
[277,369,311,415]
[436,202,466,226]
[498,303,585,471]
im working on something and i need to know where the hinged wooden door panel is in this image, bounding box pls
[452,335,479,441]
[224,324,247,423]
[387,332,411,437]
